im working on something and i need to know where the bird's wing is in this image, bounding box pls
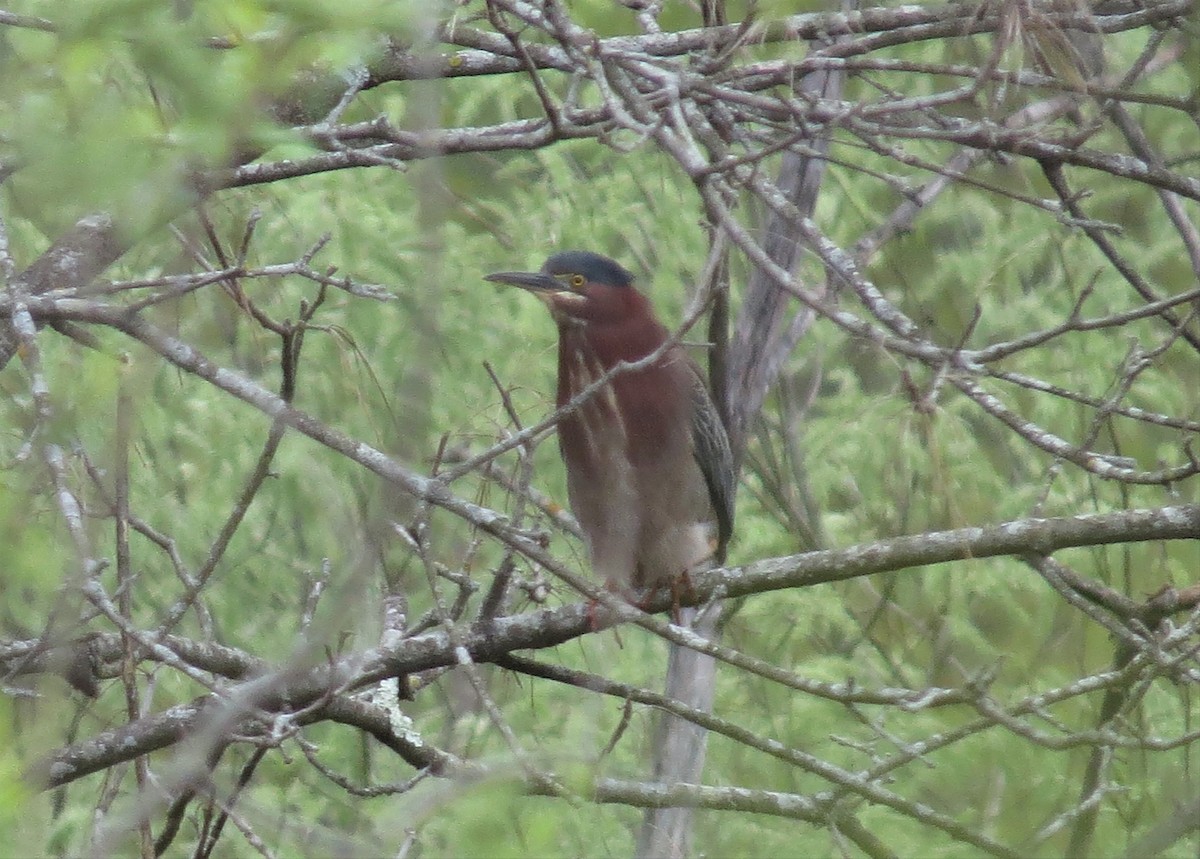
[688,363,736,563]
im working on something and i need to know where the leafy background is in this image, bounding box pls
[1,0,1198,856]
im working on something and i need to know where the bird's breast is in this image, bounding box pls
[560,343,629,458]
[553,335,718,589]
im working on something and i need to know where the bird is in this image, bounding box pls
[487,250,735,857]
[484,250,735,600]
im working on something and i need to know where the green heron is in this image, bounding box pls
[485,251,735,597]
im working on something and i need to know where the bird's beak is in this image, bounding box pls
[485,270,588,314]
[483,271,562,294]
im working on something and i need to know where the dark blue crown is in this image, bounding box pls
[542,251,634,287]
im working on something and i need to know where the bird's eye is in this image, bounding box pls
[570,274,586,288]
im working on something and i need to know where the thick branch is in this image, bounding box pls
[24,504,1197,789]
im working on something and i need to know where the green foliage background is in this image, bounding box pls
[1,1,1197,856]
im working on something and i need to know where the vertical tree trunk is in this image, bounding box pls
[636,33,847,856]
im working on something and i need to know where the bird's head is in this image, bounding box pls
[485,250,642,325]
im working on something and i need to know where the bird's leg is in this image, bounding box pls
[621,564,700,623]
[585,600,624,646]
[585,596,606,632]
[628,578,686,623]
[585,579,631,636]
[668,568,701,624]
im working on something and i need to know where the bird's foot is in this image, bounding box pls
[585,580,634,636]
[668,569,700,624]
[584,597,606,632]
[584,599,626,647]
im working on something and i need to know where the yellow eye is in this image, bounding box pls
[570,274,586,288]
